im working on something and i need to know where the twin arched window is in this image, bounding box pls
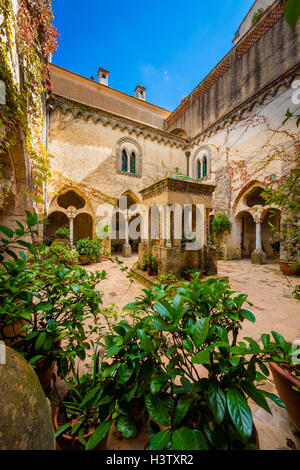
[197,155,208,179]
[122,149,136,174]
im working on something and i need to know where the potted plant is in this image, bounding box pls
[268,339,300,432]
[183,268,204,281]
[0,213,106,390]
[277,220,300,275]
[157,272,178,286]
[124,277,287,450]
[55,225,70,240]
[142,253,157,276]
[211,213,232,260]
[76,238,103,264]
[54,350,113,450]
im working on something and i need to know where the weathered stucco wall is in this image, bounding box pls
[48,108,185,205]
[50,64,170,130]
[186,82,299,259]
[166,3,300,139]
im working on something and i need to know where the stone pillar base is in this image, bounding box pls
[251,249,266,265]
[158,246,181,278]
[205,245,218,275]
[138,241,148,264]
[122,243,132,257]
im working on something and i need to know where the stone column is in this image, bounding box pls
[122,215,132,257]
[251,210,266,265]
[162,205,172,248]
[67,206,77,249]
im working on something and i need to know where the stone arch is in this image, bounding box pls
[47,186,95,244]
[233,181,265,217]
[192,145,212,180]
[116,137,142,177]
[0,132,30,228]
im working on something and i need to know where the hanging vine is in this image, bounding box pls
[0,0,58,208]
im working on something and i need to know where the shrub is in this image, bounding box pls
[55,226,70,239]
[251,8,264,26]
[76,238,103,263]
[157,272,178,285]
[0,212,107,377]
[121,278,287,450]
[211,213,232,237]
[46,244,79,265]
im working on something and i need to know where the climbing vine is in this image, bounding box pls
[0,0,58,208]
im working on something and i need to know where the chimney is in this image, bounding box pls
[135,85,146,101]
[98,67,109,86]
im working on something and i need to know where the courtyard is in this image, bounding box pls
[81,256,300,451]
[0,0,300,455]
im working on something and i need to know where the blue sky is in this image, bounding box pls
[52,0,254,111]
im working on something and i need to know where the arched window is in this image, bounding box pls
[130,152,136,174]
[202,156,207,177]
[122,149,128,172]
[197,160,201,179]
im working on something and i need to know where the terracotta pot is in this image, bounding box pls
[279,260,300,276]
[269,361,300,432]
[79,255,90,265]
[0,317,29,347]
[147,267,153,276]
[35,357,55,390]
[54,407,108,450]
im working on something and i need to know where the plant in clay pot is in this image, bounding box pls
[268,338,300,432]
[76,238,103,264]
[143,253,157,275]
[0,212,107,389]
[124,277,287,450]
[55,225,70,240]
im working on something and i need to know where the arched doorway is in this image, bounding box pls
[237,211,256,258]
[46,211,69,245]
[261,209,280,259]
[46,187,94,246]
[74,213,93,242]
[111,190,142,255]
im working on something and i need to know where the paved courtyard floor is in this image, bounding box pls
[83,256,300,450]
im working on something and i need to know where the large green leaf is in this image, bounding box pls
[172,427,199,450]
[192,349,210,364]
[150,430,170,450]
[240,381,271,414]
[226,386,253,440]
[154,300,173,320]
[86,420,112,450]
[262,391,287,409]
[116,416,137,438]
[208,380,226,424]
[0,225,13,238]
[192,318,210,347]
[284,0,300,30]
[145,394,170,427]
[173,395,194,427]
[115,363,133,385]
